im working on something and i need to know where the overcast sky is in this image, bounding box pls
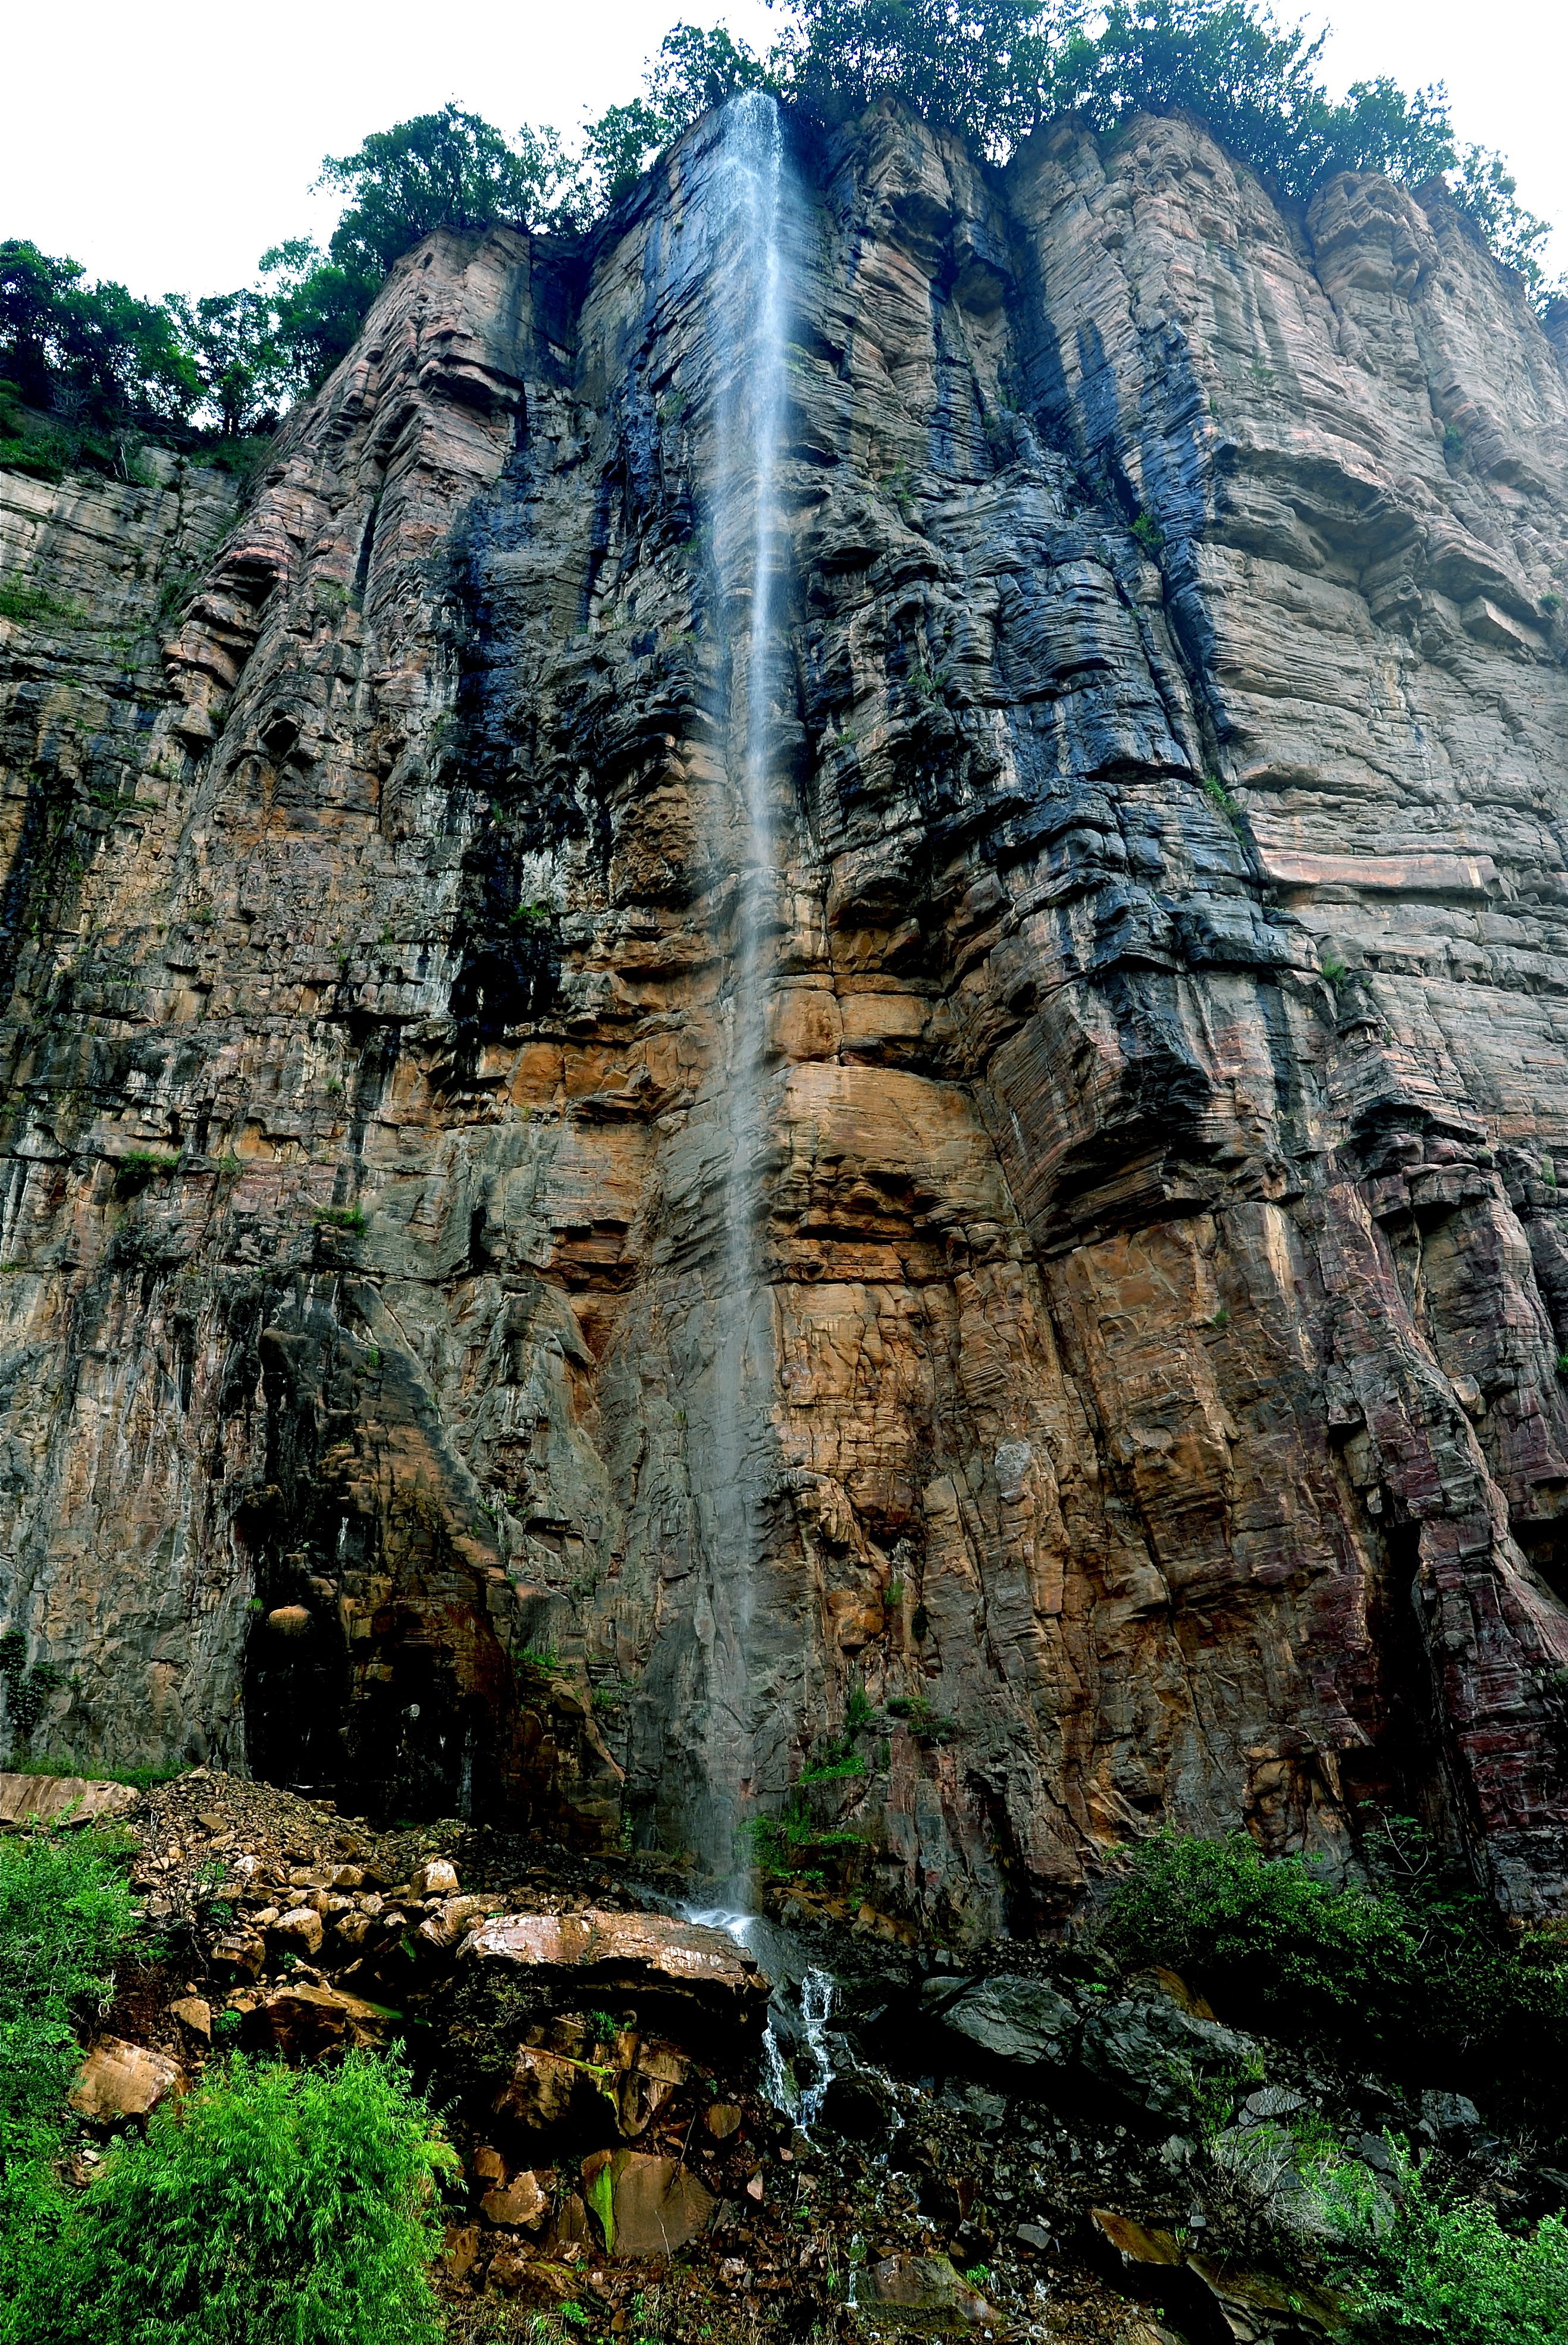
[3,0,1563,299]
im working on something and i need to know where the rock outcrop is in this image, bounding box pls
[2,96,1568,1933]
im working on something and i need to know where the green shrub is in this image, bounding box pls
[1102,1830,1568,2134]
[42,2052,456,2345]
[0,1824,137,2159]
[1321,2139,1568,2344]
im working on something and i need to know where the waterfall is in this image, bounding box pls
[687,1904,839,2130]
[692,89,793,1894]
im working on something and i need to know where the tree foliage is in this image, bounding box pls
[0,1,1560,467]
[1102,1827,1568,2136]
[1,240,196,425]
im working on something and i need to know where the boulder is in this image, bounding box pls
[462,1908,768,2041]
[415,1893,493,1955]
[411,1857,460,1898]
[269,1905,324,1958]
[1078,1980,1256,2121]
[443,2223,481,2281]
[0,1772,140,1827]
[705,2101,743,2140]
[581,2149,715,2258]
[209,1928,266,1980]
[927,1972,1079,2069]
[1089,2208,1182,2273]
[494,2043,597,2133]
[70,2037,183,2124]
[246,1981,391,2062]
[1421,2089,1482,2141]
[851,2252,1003,2333]
[169,1995,212,2042]
[480,2170,551,2230]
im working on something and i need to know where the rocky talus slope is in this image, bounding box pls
[9,1762,1507,2344]
[2,100,1568,1937]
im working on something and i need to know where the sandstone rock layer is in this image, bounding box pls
[2,100,1567,1932]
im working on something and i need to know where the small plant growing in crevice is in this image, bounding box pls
[1130,509,1164,554]
[1321,951,1349,987]
[313,1203,367,1233]
[883,1692,958,1744]
[0,573,87,627]
[0,1628,69,1745]
[1202,771,1240,826]
[112,1149,179,1199]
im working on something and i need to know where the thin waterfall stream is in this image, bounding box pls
[699,89,793,1898]
[683,97,845,2121]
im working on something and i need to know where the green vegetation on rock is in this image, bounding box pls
[1321,2138,1568,2344]
[0,1824,454,2345]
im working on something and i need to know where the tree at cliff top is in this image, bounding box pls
[0,0,1558,444]
[774,0,1557,287]
[0,239,197,448]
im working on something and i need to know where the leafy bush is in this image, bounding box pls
[0,1824,137,2161]
[40,2052,457,2345]
[1102,1829,1568,2134]
[1321,2138,1568,2344]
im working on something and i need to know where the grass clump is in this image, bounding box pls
[1102,1828,1568,2137]
[112,1148,180,1199]
[0,573,86,628]
[1202,770,1241,826]
[8,1752,180,1792]
[46,2051,456,2345]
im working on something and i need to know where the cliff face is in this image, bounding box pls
[2,99,1567,1937]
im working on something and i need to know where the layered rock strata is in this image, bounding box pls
[2,99,1568,1932]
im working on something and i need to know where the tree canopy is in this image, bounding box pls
[0,0,1559,476]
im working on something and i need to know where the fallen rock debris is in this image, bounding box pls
[12,1766,1554,2341]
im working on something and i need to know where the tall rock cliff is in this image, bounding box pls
[3,98,1567,1939]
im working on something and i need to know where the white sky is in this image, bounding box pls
[2,0,1563,300]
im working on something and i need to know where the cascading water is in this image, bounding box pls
[691,89,794,1893]
[688,1905,838,2129]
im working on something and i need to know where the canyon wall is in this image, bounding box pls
[2,100,1567,1937]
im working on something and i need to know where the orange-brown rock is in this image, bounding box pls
[246,1980,390,2060]
[70,2036,183,2123]
[463,1909,766,2032]
[479,2169,551,2229]
[581,2149,714,2259]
